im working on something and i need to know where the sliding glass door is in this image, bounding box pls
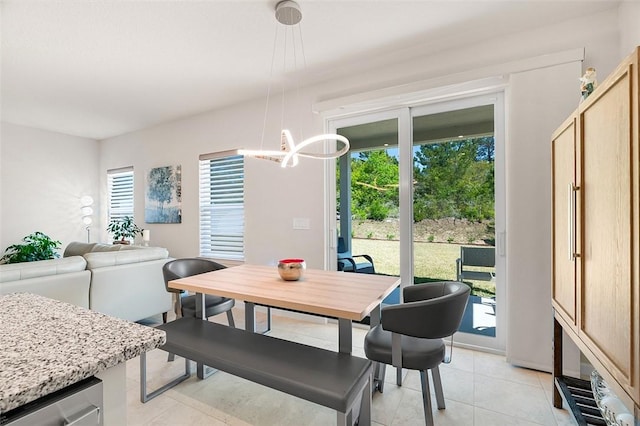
[328,93,505,352]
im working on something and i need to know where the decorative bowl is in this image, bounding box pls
[277,258,306,281]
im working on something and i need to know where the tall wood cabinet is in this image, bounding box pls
[552,46,640,420]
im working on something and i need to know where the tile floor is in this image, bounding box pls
[126,308,576,425]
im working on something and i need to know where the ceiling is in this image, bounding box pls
[1,1,619,140]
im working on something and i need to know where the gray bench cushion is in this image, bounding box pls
[157,317,371,413]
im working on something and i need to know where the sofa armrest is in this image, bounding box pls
[89,258,173,322]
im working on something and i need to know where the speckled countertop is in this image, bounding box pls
[0,293,166,414]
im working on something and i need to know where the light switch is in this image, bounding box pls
[293,218,310,230]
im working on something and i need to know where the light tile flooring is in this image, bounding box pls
[126,308,576,425]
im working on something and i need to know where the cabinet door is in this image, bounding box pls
[552,115,578,327]
[580,63,634,393]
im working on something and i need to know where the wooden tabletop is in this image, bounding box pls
[169,264,400,321]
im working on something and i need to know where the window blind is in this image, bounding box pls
[199,154,245,260]
[107,167,134,222]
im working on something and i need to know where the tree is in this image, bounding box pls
[413,137,494,222]
[350,150,399,220]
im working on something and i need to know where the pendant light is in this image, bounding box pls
[238,0,349,168]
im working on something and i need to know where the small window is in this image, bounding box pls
[107,167,134,223]
[199,152,244,261]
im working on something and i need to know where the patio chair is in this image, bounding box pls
[456,246,495,282]
[337,236,375,274]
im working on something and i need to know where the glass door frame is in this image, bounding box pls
[325,92,505,353]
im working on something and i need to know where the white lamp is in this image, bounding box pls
[80,195,94,243]
[142,229,150,247]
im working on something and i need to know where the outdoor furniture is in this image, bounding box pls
[364,281,471,426]
[337,236,375,273]
[456,246,495,282]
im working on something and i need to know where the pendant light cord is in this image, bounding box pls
[260,21,280,151]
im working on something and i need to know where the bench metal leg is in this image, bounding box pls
[337,369,372,426]
[197,363,218,379]
[140,351,191,403]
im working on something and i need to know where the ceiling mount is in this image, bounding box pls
[275,1,302,26]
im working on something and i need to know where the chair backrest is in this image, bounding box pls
[460,246,495,268]
[381,281,470,339]
[162,258,226,292]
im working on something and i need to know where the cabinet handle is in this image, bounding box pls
[568,183,579,261]
[63,405,101,425]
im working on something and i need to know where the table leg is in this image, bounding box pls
[338,318,352,354]
[195,293,216,379]
[245,302,256,333]
[369,305,381,327]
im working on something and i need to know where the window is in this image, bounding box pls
[199,152,244,260]
[107,167,134,223]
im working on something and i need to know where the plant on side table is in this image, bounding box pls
[107,216,142,244]
[0,231,62,264]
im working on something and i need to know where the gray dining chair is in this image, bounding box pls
[163,258,236,325]
[364,281,470,425]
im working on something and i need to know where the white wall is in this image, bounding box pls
[505,61,583,371]
[99,95,328,266]
[619,1,640,57]
[0,123,100,252]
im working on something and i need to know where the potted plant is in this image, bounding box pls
[0,231,62,264]
[107,216,142,244]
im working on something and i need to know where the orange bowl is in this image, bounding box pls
[277,258,306,281]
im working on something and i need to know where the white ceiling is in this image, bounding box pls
[1,0,619,140]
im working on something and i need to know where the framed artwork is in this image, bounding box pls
[145,165,182,223]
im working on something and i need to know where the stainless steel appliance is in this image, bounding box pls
[1,377,103,426]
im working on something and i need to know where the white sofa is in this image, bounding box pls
[0,242,173,322]
[0,256,91,308]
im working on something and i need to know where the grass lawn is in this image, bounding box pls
[351,238,496,297]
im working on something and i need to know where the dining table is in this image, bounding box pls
[168,263,400,377]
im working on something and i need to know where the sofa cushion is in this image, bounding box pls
[0,256,88,283]
[83,247,169,269]
[63,242,97,257]
[91,243,123,252]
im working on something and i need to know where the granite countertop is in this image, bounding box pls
[0,293,166,414]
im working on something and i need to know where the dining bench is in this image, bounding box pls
[140,317,373,425]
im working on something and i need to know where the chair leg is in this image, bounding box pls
[396,366,402,386]
[431,366,446,410]
[162,312,168,323]
[373,362,386,393]
[420,370,435,426]
[226,310,235,328]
